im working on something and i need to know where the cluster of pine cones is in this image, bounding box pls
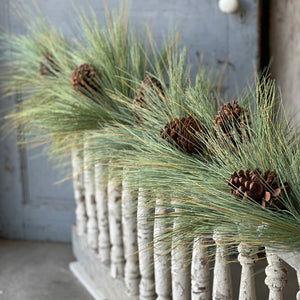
[228,168,290,209]
[159,100,249,155]
[39,52,60,76]
[39,53,291,209]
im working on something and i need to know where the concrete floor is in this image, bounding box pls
[0,239,94,300]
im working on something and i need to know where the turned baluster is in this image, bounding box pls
[137,187,156,299]
[191,237,210,300]
[212,230,233,300]
[265,248,287,300]
[237,243,258,300]
[71,147,86,236]
[107,166,124,278]
[172,207,191,300]
[95,163,110,265]
[122,167,140,296]
[297,272,300,300]
[154,198,171,300]
[83,138,98,251]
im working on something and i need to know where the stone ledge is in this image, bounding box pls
[71,226,137,300]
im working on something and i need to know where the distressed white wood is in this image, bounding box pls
[71,147,86,236]
[172,207,191,300]
[218,0,239,14]
[84,138,98,251]
[212,230,233,300]
[191,237,210,300]
[276,249,300,299]
[154,198,171,300]
[237,243,258,300]
[95,163,110,265]
[122,167,140,296]
[297,272,300,300]
[137,187,156,299]
[70,262,108,300]
[265,248,287,300]
[277,251,300,274]
[71,227,135,300]
[107,166,124,278]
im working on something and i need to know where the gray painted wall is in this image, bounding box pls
[0,0,260,242]
[270,0,300,119]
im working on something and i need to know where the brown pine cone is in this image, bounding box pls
[213,101,250,146]
[228,168,290,209]
[160,115,207,154]
[71,64,100,93]
[262,185,287,208]
[133,76,164,124]
[137,76,164,103]
[39,52,60,76]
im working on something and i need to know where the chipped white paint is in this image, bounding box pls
[154,198,171,300]
[297,272,300,300]
[71,147,86,236]
[121,167,140,296]
[237,243,258,300]
[212,230,233,300]
[137,187,156,299]
[107,166,124,278]
[84,138,98,251]
[191,237,210,300]
[218,0,239,14]
[95,163,110,265]
[172,207,191,300]
[265,248,287,300]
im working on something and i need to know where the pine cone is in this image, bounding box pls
[136,76,164,103]
[39,52,60,76]
[213,101,250,146]
[71,64,100,93]
[228,168,290,209]
[160,115,207,154]
[133,76,164,124]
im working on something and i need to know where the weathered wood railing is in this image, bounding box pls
[70,147,300,300]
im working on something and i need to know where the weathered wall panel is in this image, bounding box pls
[0,0,25,239]
[270,0,300,117]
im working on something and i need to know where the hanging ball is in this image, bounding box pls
[219,0,239,14]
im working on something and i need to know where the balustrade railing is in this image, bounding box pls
[71,149,300,300]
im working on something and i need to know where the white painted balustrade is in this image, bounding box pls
[71,154,300,300]
[95,163,110,265]
[191,237,210,300]
[137,187,156,299]
[237,243,258,300]
[154,198,171,300]
[172,206,191,300]
[107,165,125,278]
[212,230,233,300]
[122,167,140,296]
[83,138,98,251]
[265,248,287,300]
[71,147,86,236]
